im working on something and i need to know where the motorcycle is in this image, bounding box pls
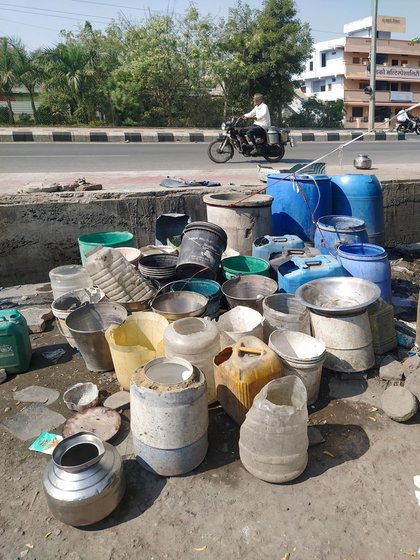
[396,115,420,134]
[207,116,294,163]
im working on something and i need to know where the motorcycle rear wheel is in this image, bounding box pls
[397,124,408,133]
[415,125,420,135]
[208,139,234,163]
[263,144,285,163]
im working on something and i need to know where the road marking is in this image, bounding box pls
[0,155,129,158]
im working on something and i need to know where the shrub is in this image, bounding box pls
[17,113,34,124]
[0,106,9,124]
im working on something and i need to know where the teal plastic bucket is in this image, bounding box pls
[170,279,221,318]
[221,256,270,280]
[78,231,135,264]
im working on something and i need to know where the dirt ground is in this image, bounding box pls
[0,249,419,560]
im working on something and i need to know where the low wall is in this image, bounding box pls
[0,180,419,287]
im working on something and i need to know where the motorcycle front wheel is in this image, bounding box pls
[208,139,234,163]
[263,144,285,163]
[397,124,408,133]
[415,125,420,135]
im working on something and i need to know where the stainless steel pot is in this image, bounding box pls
[42,432,125,526]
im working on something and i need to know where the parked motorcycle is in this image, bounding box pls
[396,115,420,134]
[207,116,294,163]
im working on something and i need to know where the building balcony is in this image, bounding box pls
[344,89,420,105]
[345,63,420,81]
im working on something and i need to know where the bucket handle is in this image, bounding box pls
[303,260,322,268]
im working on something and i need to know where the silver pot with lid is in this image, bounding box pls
[353,154,372,169]
[42,432,125,526]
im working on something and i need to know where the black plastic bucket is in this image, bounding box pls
[176,222,228,280]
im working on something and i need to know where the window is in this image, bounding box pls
[321,53,326,67]
[359,82,368,90]
[328,84,332,91]
[401,83,411,92]
[362,57,369,65]
[332,51,336,55]
[320,85,326,92]
[353,57,360,64]
[392,59,398,66]
[401,60,408,66]
[375,80,389,91]
[352,107,363,118]
[376,53,388,65]
[309,61,313,71]
[332,77,336,82]
[390,83,399,91]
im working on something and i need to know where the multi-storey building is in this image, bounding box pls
[299,15,420,128]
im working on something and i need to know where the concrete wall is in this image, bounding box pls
[0,180,419,287]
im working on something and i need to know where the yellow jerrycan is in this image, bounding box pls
[214,335,283,425]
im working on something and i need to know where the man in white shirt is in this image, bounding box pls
[241,93,271,151]
[396,108,416,131]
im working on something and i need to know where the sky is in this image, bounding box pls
[0,0,419,51]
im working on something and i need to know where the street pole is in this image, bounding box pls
[368,0,378,131]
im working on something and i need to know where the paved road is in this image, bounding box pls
[0,138,418,173]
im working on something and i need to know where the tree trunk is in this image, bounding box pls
[6,97,14,124]
[29,89,38,124]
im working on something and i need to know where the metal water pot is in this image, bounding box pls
[353,154,372,169]
[42,432,125,526]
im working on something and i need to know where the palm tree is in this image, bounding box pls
[40,43,97,120]
[0,38,17,124]
[9,39,40,123]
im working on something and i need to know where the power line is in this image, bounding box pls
[0,18,58,32]
[0,2,112,20]
[72,0,177,16]
[0,6,109,25]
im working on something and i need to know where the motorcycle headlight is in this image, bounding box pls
[221,123,227,131]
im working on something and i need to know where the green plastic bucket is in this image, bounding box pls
[78,231,135,264]
[221,256,270,280]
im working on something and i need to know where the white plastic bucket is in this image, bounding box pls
[309,310,374,373]
[216,306,263,348]
[269,330,326,405]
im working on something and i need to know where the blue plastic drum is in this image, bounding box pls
[337,243,391,302]
[330,174,385,246]
[314,215,368,256]
[267,174,332,242]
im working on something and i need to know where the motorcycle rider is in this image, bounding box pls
[241,93,271,152]
[396,108,416,131]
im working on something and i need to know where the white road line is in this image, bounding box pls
[0,155,129,158]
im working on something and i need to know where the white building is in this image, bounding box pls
[298,15,420,128]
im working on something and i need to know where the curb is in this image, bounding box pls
[0,130,405,143]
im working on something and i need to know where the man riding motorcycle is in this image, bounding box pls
[241,93,271,153]
[396,108,416,131]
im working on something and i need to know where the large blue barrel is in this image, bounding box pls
[267,174,332,242]
[314,215,368,256]
[337,243,391,303]
[330,174,385,246]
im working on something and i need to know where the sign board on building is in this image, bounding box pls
[390,91,413,103]
[377,15,406,33]
[376,66,420,80]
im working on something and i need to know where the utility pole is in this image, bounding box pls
[368,0,378,131]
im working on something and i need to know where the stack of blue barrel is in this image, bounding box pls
[264,173,391,302]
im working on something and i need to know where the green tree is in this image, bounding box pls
[116,8,218,126]
[214,0,313,122]
[9,39,41,123]
[0,38,18,124]
[39,41,97,121]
